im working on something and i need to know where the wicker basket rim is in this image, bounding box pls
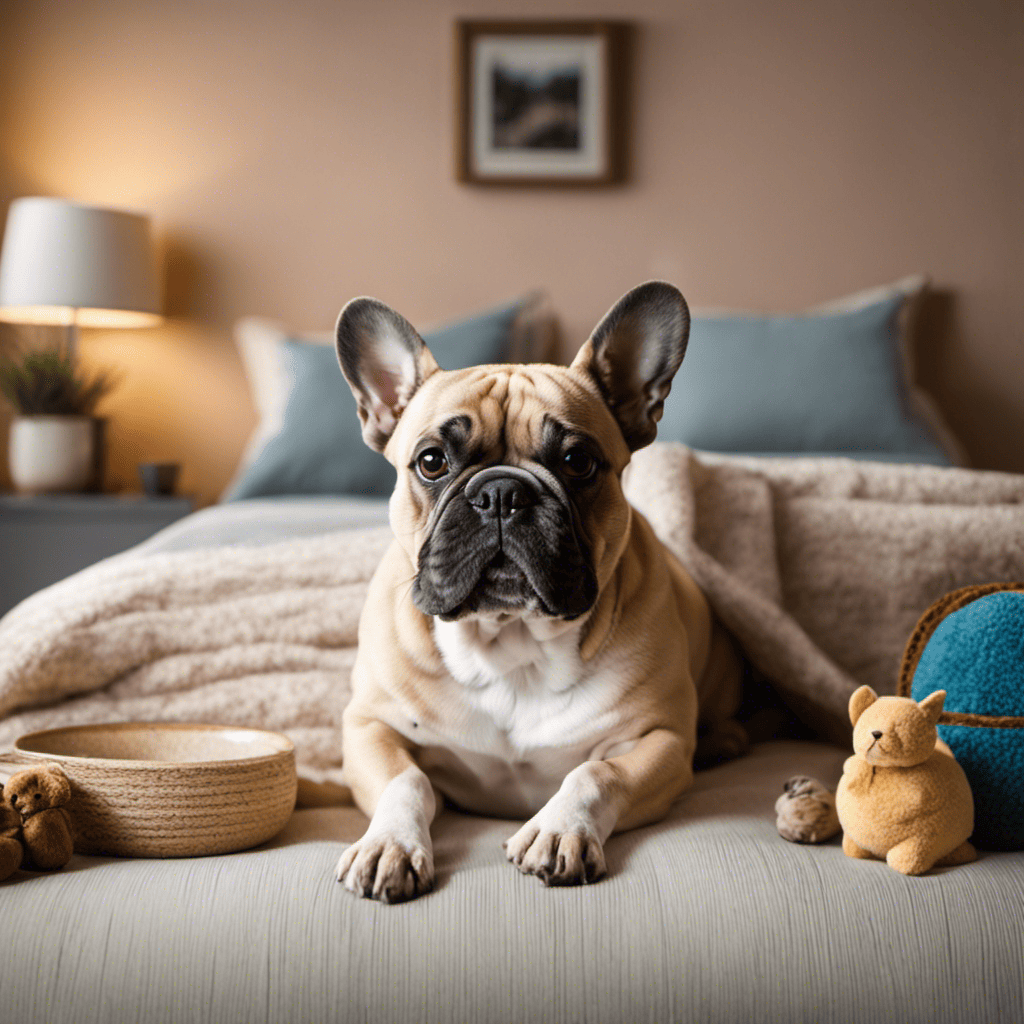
[13,721,295,771]
[897,582,1024,729]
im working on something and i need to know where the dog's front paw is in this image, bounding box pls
[336,834,434,903]
[504,821,606,886]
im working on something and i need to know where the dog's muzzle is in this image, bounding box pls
[411,465,598,622]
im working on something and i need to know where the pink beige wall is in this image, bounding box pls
[0,0,1020,504]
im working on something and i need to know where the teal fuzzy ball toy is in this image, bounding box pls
[902,584,1024,851]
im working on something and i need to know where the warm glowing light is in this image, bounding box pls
[0,305,163,328]
[0,198,162,334]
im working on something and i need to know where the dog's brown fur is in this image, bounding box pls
[334,283,745,902]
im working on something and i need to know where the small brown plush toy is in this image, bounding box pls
[0,795,23,880]
[775,775,841,844]
[836,685,976,875]
[4,765,75,871]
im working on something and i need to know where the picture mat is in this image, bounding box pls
[471,35,606,177]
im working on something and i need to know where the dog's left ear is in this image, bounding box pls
[335,297,441,452]
[571,281,690,451]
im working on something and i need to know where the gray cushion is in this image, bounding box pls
[663,294,952,463]
[225,297,536,500]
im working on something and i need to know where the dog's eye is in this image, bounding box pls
[416,448,449,481]
[562,447,597,481]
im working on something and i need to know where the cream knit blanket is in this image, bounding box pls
[1,445,1022,777]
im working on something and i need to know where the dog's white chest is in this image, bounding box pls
[433,617,587,735]
[409,617,632,816]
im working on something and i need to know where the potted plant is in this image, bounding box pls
[0,347,115,493]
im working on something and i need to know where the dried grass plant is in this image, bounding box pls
[0,346,116,417]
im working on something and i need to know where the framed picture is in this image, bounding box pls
[455,20,628,186]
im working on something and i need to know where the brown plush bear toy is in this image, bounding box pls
[0,795,23,880]
[4,765,75,871]
[836,686,976,875]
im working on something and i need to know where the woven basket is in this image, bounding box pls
[897,581,1024,850]
[898,582,1024,712]
[8,723,297,858]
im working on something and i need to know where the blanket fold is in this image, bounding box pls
[0,528,393,784]
[1,446,1021,772]
[625,445,1024,742]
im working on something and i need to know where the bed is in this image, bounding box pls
[2,280,1022,1024]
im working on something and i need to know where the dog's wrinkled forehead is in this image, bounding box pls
[388,364,630,468]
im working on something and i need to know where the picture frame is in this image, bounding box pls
[455,20,628,187]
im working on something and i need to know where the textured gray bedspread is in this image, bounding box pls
[3,740,1022,1024]
[127,495,392,554]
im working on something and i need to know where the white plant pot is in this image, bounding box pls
[9,415,95,494]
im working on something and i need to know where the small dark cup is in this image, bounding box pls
[138,462,180,496]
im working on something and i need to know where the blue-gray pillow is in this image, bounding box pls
[660,294,951,463]
[226,298,530,499]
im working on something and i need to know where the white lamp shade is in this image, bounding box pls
[0,197,162,328]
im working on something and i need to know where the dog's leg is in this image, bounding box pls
[335,717,438,903]
[693,618,749,768]
[504,728,692,886]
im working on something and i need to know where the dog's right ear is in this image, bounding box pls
[335,297,440,452]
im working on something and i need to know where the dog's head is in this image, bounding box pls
[336,282,689,624]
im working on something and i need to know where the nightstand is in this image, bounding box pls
[0,493,195,618]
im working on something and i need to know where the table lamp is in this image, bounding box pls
[0,196,162,358]
[0,197,162,493]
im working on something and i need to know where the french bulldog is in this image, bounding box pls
[334,281,746,903]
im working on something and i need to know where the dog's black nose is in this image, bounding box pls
[871,730,883,740]
[465,467,539,520]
